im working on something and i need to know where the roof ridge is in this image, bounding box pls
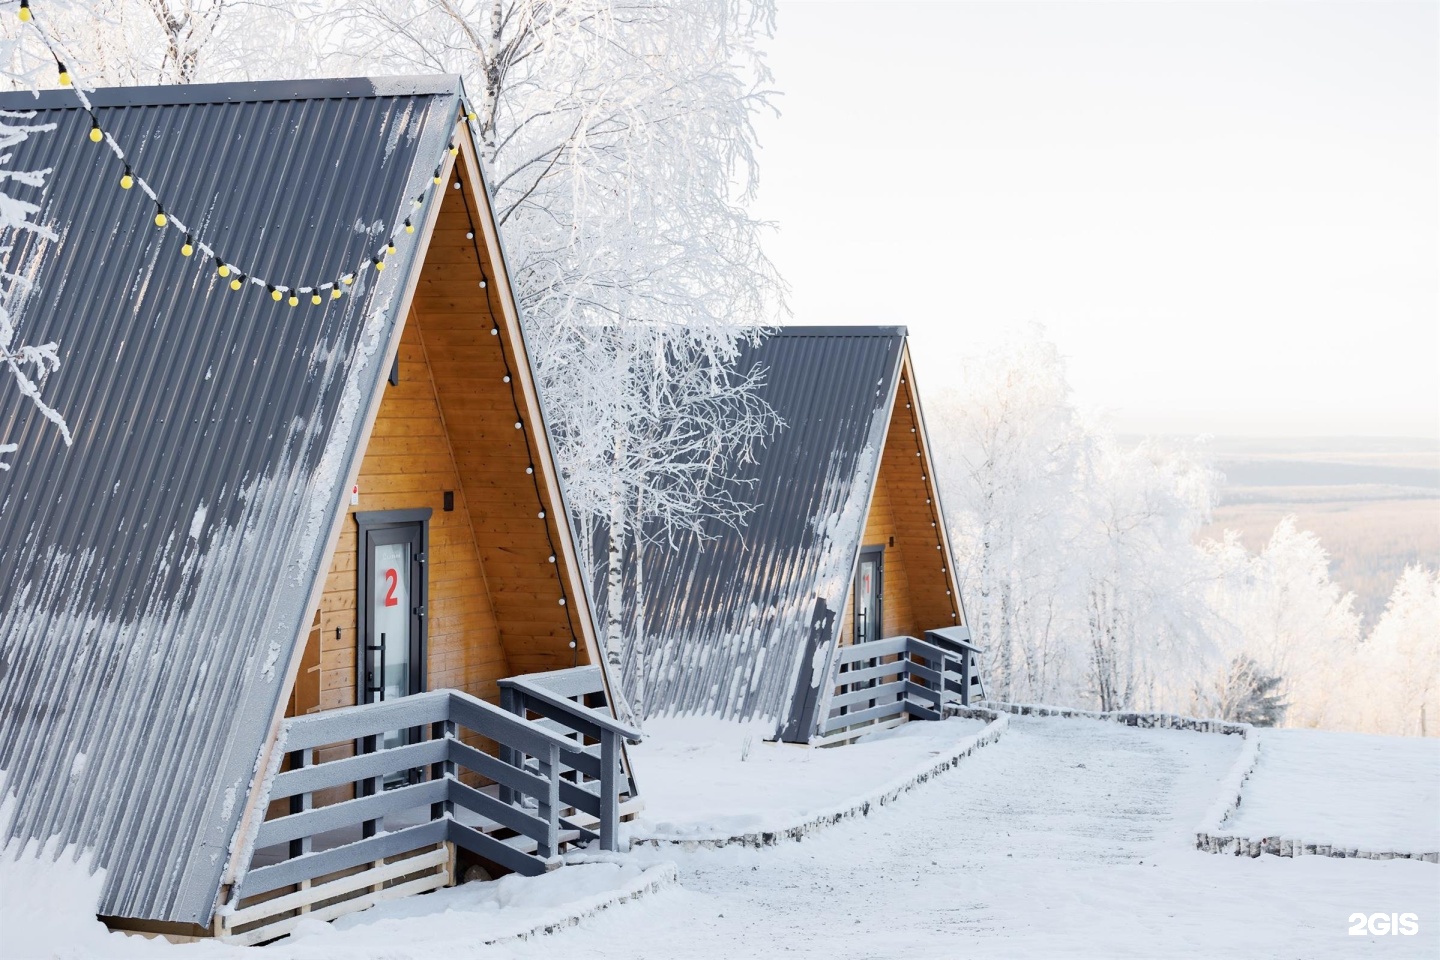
[0,75,463,111]
[764,324,908,338]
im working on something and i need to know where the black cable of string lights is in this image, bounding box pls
[17,0,482,304]
[900,374,960,624]
[450,168,582,666]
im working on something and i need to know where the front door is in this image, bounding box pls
[356,509,430,722]
[854,546,884,644]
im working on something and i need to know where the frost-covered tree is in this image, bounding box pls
[0,6,74,475]
[929,332,1087,704]
[1350,565,1439,737]
[1078,436,1217,712]
[931,329,1217,712]
[1203,517,1361,730]
[302,0,785,717]
[1193,655,1287,727]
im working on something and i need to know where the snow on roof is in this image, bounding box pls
[0,77,464,924]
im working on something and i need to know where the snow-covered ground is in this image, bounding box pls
[3,717,1436,959]
[628,715,990,840]
[1226,728,1440,852]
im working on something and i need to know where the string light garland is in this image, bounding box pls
[900,376,961,623]
[20,1,578,650]
[453,170,583,663]
[16,1,486,307]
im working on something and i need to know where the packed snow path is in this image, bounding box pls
[485,716,1436,960]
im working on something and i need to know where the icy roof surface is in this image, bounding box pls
[595,326,906,725]
[0,77,462,924]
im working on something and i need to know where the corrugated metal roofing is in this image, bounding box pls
[0,77,464,924]
[595,326,907,726]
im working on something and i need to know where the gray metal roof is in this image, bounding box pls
[0,77,464,924]
[597,325,907,725]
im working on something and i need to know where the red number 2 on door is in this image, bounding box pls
[384,568,399,607]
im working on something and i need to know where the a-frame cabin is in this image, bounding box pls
[596,326,983,744]
[0,76,637,945]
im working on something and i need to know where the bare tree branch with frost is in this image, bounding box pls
[297,0,786,721]
[0,15,71,475]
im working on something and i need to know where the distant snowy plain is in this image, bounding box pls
[2,716,1436,959]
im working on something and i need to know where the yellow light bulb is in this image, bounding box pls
[58,71,71,87]
[342,274,353,285]
[449,145,458,157]
[433,174,442,185]
[288,294,299,307]
[89,126,102,143]
[119,173,133,189]
[375,260,385,272]
[18,8,31,23]
[271,289,282,302]
[230,278,242,291]
[154,212,167,228]
[405,222,414,234]
[181,242,193,257]
[386,242,395,254]
[331,288,342,300]
[218,264,230,277]
[311,293,321,305]
[466,110,476,122]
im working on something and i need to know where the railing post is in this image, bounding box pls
[959,649,972,706]
[287,747,312,860]
[431,718,456,821]
[537,742,561,859]
[599,728,620,852]
[360,734,380,839]
[498,687,519,806]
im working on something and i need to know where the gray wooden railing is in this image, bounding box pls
[818,628,986,742]
[498,666,641,852]
[235,684,637,910]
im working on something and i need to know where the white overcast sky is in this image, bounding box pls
[752,0,1438,438]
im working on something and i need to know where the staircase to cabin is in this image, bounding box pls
[816,626,987,746]
[220,666,638,945]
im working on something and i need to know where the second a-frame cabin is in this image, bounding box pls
[597,326,984,745]
[0,77,637,945]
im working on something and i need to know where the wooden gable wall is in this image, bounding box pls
[288,151,591,720]
[838,350,963,645]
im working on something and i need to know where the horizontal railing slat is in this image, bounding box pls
[255,779,445,849]
[830,679,907,711]
[822,698,907,734]
[500,679,641,741]
[448,778,551,839]
[905,700,942,722]
[449,738,550,800]
[501,664,605,700]
[281,691,452,750]
[835,636,909,663]
[271,739,447,801]
[905,680,944,706]
[236,820,447,900]
[835,660,907,687]
[447,691,584,757]
[558,778,602,817]
[446,821,551,877]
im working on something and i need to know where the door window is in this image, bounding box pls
[855,548,883,644]
[372,540,411,703]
